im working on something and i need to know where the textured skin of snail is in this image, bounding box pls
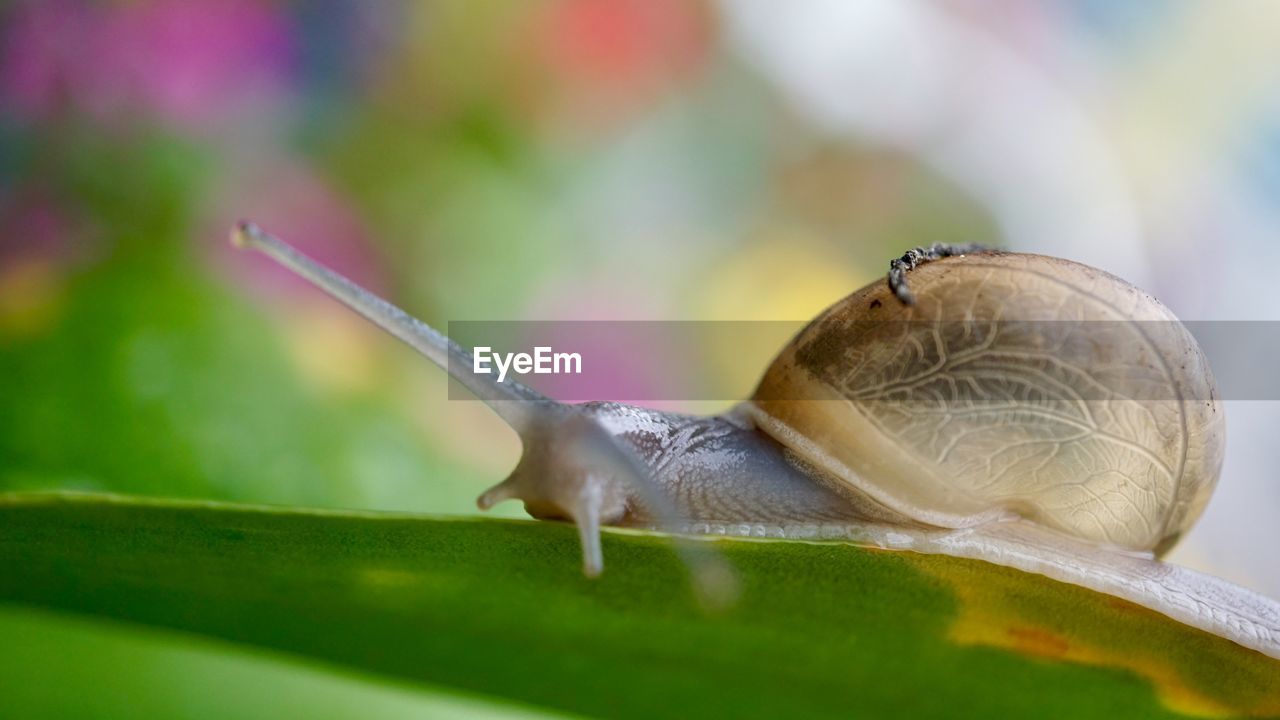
[231,224,1278,661]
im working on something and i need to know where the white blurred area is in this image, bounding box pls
[722,0,1280,596]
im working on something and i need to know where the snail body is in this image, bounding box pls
[232,223,1277,659]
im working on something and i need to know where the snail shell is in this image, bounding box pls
[749,252,1224,556]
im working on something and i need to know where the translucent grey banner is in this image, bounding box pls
[444,321,1280,402]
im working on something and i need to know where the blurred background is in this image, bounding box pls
[2,1,1280,717]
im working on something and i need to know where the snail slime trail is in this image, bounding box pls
[473,346,583,384]
[231,224,1280,660]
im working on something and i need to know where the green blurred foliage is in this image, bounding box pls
[0,130,476,510]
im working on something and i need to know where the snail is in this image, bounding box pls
[231,222,1280,659]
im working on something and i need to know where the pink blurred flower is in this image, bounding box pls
[518,287,681,405]
[530,321,681,405]
[2,0,293,130]
[0,0,79,120]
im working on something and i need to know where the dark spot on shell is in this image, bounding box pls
[869,299,882,310]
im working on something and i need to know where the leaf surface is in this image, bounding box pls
[1,492,1277,718]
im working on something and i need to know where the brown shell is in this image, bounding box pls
[749,252,1223,555]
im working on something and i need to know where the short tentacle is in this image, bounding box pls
[476,477,520,510]
[573,483,605,578]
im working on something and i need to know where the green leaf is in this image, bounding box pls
[2,492,1277,718]
[0,605,552,720]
